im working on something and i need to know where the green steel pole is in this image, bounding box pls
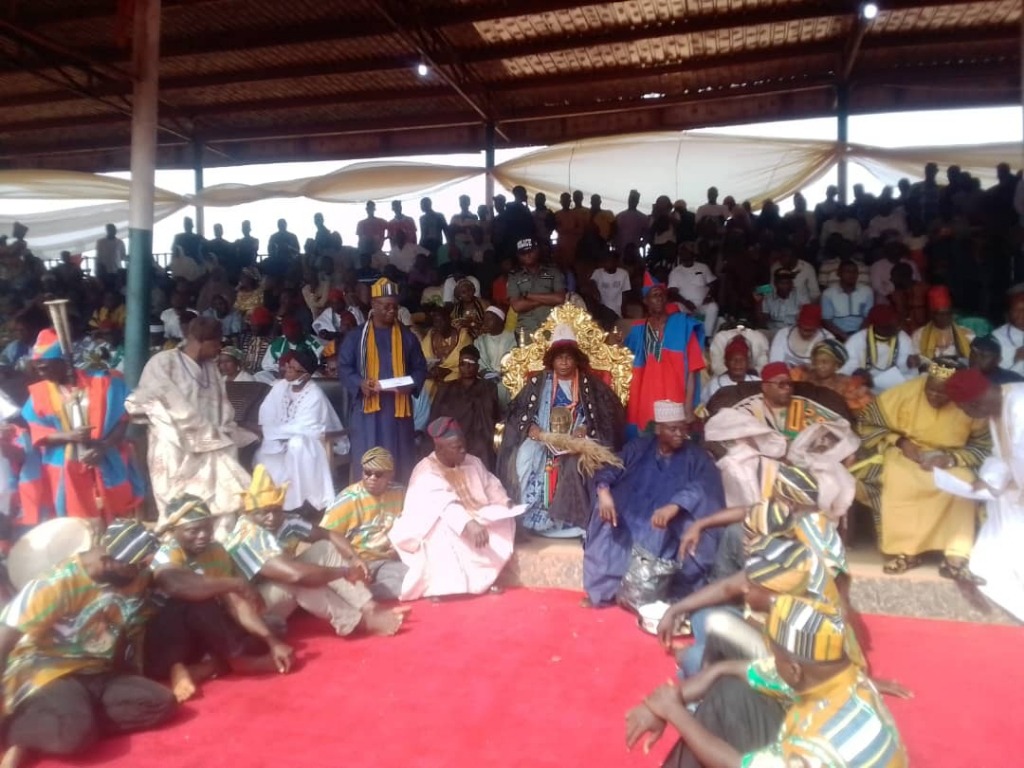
[124,0,161,388]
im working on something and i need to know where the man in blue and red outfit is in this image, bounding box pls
[622,273,705,438]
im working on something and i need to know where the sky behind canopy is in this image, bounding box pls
[6,105,1022,259]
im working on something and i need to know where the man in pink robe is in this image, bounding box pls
[388,417,525,600]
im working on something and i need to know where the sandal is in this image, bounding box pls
[939,559,987,585]
[883,554,921,575]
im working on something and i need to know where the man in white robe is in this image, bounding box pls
[255,349,342,512]
[947,369,1024,618]
[388,417,524,600]
[839,305,914,393]
[126,317,254,534]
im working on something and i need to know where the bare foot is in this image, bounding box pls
[169,662,197,703]
[0,746,27,768]
[361,606,405,636]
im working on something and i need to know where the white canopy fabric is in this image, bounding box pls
[0,132,1018,255]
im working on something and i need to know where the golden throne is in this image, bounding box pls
[500,303,633,404]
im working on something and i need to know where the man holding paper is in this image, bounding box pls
[339,278,427,483]
[855,359,990,581]
[946,369,1024,619]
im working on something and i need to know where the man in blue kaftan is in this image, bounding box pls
[584,399,724,607]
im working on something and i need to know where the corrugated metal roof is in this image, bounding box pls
[0,0,1017,170]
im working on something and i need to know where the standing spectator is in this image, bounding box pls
[497,186,536,263]
[819,206,862,248]
[591,251,631,317]
[532,193,556,247]
[507,238,566,337]
[418,197,448,258]
[356,201,387,255]
[870,240,920,305]
[668,244,719,336]
[203,223,235,268]
[554,192,584,269]
[386,200,417,248]
[266,219,300,260]
[93,224,126,282]
[449,195,480,255]
[171,216,205,264]
[615,190,649,254]
[233,220,259,275]
[695,187,729,225]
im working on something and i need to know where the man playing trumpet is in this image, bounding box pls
[18,328,144,525]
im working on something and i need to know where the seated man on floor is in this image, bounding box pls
[320,448,409,601]
[389,417,524,601]
[584,400,725,608]
[628,595,907,768]
[226,466,405,637]
[145,495,295,703]
[0,520,241,768]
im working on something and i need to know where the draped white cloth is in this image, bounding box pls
[255,378,342,512]
[0,134,1016,255]
[971,384,1024,621]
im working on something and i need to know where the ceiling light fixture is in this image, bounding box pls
[416,61,429,77]
[641,91,665,100]
[860,2,879,20]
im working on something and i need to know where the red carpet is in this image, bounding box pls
[35,588,1024,768]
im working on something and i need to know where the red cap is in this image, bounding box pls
[249,306,272,325]
[724,336,750,359]
[797,304,822,329]
[867,304,899,328]
[945,368,991,404]
[761,362,791,381]
[927,285,952,312]
[327,288,346,303]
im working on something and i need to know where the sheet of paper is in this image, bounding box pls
[0,391,17,421]
[932,468,995,501]
[871,366,905,393]
[378,375,415,391]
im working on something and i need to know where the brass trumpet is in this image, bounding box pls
[43,299,89,458]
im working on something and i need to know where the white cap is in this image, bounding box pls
[653,400,687,423]
[485,305,506,321]
[549,323,577,346]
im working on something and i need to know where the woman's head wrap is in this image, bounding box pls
[812,339,848,366]
[100,519,160,565]
[361,447,395,472]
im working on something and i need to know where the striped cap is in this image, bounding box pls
[31,328,64,361]
[773,464,819,507]
[161,494,212,531]
[744,499,796,539]
[99,519,160,565]
[370,277,400,298]
[745,536,814,596]
[767,595,846,663]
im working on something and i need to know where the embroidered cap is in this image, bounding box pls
[766,595,846,663]
[653,400,687,424]
[745,536,816,597]
[100,519,160,565]
[927,356,960,382]
[516,238,537,254]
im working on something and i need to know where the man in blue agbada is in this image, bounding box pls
[583,399,725,607]
[339,278,427,483]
